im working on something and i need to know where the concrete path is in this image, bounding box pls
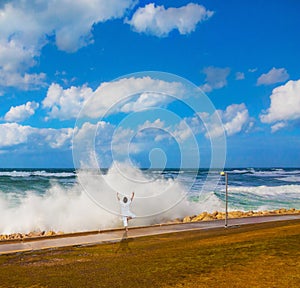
[1,214,300,255]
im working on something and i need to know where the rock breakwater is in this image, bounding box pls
[1,208,299,241]
[173,208,300,224]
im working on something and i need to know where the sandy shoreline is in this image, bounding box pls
[1,207,300,241]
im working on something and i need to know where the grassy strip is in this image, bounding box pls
[0,220,300,288]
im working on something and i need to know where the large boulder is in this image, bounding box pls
[183,216,192,223]
[191,212,208,222]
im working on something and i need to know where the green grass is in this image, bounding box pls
[0,220,300,288]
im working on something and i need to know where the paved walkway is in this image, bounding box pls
[1,214,300,255]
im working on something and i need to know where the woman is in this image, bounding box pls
[117,192,136,231]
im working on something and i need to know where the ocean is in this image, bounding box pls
[0,167,299,234]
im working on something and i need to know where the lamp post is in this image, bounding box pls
[220,171,228,227]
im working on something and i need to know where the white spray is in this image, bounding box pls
[0,163,204,234]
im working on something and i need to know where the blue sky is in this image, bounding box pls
[0,0,299,168]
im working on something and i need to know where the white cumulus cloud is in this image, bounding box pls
[0,71,46,90]
[0,122,74,149]
[43,76,185,120]
[137,116,204,144]
[89,76,185,118]
[40,127,74,149]
[0,123,33,147]
[257,67,289,85]
[200,66,231,93]
[43,83,93,120]
[172,120,193,143]
[126,3,213,37]
[137,119,169,142]
[0,39,37,72]
[0,0,135,89]
[260,79,300,131]
[0,39,46,88]
[138,119,165,131]
[223,104,250,136]
[203,103,250,138]
[171,115,204,143]
[120,92,170,113]
[4,101,39,122]
[73,120,117,167]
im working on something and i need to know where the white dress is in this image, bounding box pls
[119,198,136,227]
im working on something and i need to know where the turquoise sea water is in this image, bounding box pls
[0,168,299,234]
[1,168,300,210]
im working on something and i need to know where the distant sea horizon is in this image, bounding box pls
[1,166,300,170]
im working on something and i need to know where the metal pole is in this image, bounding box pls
[225,172,228,227]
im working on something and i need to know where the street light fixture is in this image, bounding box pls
[220,171,228,227]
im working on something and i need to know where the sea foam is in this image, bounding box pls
[0,163,200,234]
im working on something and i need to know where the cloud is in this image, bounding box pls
[111,118,193,158]
[52,0,136,52]
[0,0,135,89]
[172,120,193,143]
[0,0,135,52]
[39,127,74,149]
[235,72,245,80]
[0,39,46,88]
[0,71,46,90]
[138,119,165,131]
[73,112,219,167]
[4,101,39,122]
[74,116,202,167]
[257,67,289,85]
[73,121,143,165]
[44,76,185,120]
[138,116,204,144]
[120,92,170,113]
[271,122,287,133]
[222,104,250,136]
[0,122,73,149]
[260,79,300,131]
[73,120,117,167]
[112,127,140,156]
[200,66,231,92]
[203,103,250,138]
[126,3,213,37]
[137,119,170,143]
[0,123,33,147]
[43,83,93,120]
[90,76,185,118]
[248,68,257,73]
[170,115,205,143]
[0,39,37,72]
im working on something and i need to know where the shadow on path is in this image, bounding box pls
[115,231,134,254]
